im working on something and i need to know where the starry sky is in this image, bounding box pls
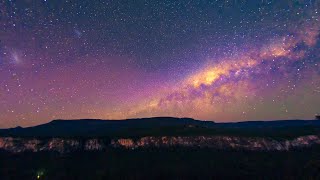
[0,0,319,128]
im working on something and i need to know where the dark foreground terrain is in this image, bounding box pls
[1,147,320,180]
[1,118,320,179]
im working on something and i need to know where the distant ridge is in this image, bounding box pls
[0,117,319,138]
[216,119,320,128]
[0,117,214,137]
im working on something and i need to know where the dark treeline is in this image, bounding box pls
[1,146,320,180]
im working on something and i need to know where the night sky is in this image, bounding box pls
[0,0,319,128]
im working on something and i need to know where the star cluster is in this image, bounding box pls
[0,0,319,127]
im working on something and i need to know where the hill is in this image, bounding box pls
[0,117,319,138]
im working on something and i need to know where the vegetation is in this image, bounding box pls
[114,125,320,140]
[1,146,320,180]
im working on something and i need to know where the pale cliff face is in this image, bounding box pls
[0,135,320,153]
[112,135,320,151]
[84,139,105,151]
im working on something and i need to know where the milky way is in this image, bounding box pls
[0,0,319,128]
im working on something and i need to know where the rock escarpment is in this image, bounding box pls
[111,135,320,150]
[0,135,319,153]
